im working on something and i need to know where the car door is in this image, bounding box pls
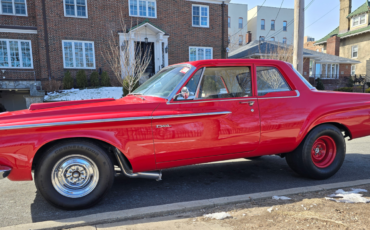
[152,65,261,164]
[255,65,305,155]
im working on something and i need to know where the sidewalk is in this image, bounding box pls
[69,184,370,230]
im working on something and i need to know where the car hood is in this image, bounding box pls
[0,96,165,130]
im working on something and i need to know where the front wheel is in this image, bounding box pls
[35,140,114,210]
[286,124,346,180]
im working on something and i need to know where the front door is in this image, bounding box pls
[138,42,155,76]
[152,65,261,164]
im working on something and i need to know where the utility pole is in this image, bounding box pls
[293,0,304,73]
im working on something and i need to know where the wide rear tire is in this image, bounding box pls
[285,124,345,180]
[35,140,114,210]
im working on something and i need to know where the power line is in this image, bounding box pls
[265,0,285,39]
[305,4,339,29]
[304,0,315,10]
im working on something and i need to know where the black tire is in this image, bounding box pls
[285,124,346,180]
[245,156,262,160]
[34,140,114,210]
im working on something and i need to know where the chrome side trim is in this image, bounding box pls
[153,111,231,120]
[0,166,11,179]
[258,90,300,99]
[0,116,153,131]
[166,97,258,105]
[0,112,232,131]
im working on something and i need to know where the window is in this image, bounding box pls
[282,37,287,44]
[62,41,95,69]
[228,17,230,28]
[177,68,204,100]
[351,65,356,75]
[261,19,265,30]
[260,36,265,41]
[239,17,243,29]
[271,20,275,30]
[270,37,275,42]
[318,63,339,79]
[256,66,290,96]
[228,35,231,44]
[352,14,366,27]
[316,49,319,52]
[352,45,358,58]
[239,35,243,45]
[0,0,27,15]
[129,0,156,18]
[189,47,213,61]
[0,39,33,68]
[64,0,87,18]
[192,5,209,27]
[283,21,287,31]
[198,67,252,99]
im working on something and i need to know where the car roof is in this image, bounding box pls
[181,59,288,68]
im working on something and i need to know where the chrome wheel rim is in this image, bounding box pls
[51,155,99,198]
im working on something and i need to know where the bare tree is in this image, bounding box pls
[258,42,294,63]
[103,15,152,94]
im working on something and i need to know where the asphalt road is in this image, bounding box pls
[1,136,370,227]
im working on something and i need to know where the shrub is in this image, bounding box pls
[333,87,353,92]
[365,88,370,93]
[315,78,325,90]
[101,71,111,86]
[347,77,354,87]
[63,71,73,89]
[90,71,100,87]
[76,70,88,88]
[122,77,140,96]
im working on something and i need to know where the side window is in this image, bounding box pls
[177,68,203,100]
[198,67,252,99]
[257,67,290,96]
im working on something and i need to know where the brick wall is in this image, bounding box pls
[302,57,310,79]
[326,35,340,56]
[1,0,228,85]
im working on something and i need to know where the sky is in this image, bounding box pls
[230,0,366,40]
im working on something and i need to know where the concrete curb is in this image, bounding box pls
[3,179,370,230]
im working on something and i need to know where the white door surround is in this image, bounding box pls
[118,22,169,74]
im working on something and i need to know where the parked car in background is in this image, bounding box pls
[1,59,370,210]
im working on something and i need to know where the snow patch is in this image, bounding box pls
[203,212,231,220]
[326,188,370,204]
[272,196,291,200]
[44,87,123,101]
[267,207,273,213]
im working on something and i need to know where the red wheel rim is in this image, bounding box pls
[311,135,337,168]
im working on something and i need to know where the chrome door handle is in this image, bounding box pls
[240,101,255,106]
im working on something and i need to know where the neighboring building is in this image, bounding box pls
[247,5,294,44]
[228,40,360,90]
[304,36,325,53]
[227,3,248,52]
[0,0,230,111]
[315,0,370,76]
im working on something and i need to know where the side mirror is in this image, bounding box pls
[173,87,190,100]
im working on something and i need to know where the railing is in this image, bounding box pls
[309,74,340,79]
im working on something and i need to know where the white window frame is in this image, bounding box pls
[63,0,88,18]
[271,20,275,30]
[0,39,33,69]
[192,4,209,28]
[260,36,265,41]
[261,19,265,30]
[352,45,358,58]
[270,37,275,42]
[351,65,356,76]
[283,21,287,31]
[129,0,157,18]
[239,35,243,45]
[319,63,339,79]
[352,14,367,27]
[0,0,28,16]
[282,37,287,44]
[62,40,96,69]
[228,17,230,28]
[189,47,213,61]
[238,17,243,29]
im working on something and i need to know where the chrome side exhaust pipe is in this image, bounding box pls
[114,148,162,181]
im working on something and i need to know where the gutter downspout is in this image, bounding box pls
[41,0,52,80]
[221,1,225,59]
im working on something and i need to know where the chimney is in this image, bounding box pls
[339,0,352,34]
[245,31,252,44]
[327,35,340,56]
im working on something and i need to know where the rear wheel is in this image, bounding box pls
[35,140,114,210]
[285,124,345,180]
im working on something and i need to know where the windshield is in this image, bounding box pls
[290,64,315,89]
[132,64,192,98]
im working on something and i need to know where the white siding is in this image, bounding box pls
[228,3,248,50]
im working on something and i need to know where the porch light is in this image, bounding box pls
[121,41,126,51]
[145,25,148,44]
[145,38,149,44]
[165,46,168,53]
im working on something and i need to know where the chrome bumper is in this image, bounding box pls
[0,166,11,179]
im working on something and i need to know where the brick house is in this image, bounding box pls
[228,40,360,90]
[315,0,370,76]
[0,0,230,111]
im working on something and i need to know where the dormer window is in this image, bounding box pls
[352,14,366,27]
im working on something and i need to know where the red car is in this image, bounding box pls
[1,59,369,210]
